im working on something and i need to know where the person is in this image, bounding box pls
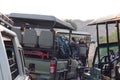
[109,50,115,61]
[71,37,76,43]
[64,37,69,44]
[20,27,26,32]
[70,37,79,58]
[109,50,119,62]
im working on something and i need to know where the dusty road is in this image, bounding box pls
[88,43,97,66]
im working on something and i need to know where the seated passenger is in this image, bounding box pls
[70,37,79,58]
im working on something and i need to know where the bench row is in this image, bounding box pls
[11,27,53,49]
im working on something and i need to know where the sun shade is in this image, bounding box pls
[9,13,74,30]
[56,30,90,36]
[88,14,120,25]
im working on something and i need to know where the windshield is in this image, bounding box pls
[94,42,118,66]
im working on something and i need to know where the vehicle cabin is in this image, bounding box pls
[84,14,120,80]
[9,13,78,80]
[0,13,29,80]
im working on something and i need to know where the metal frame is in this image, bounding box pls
[0,13,13,28]
[88,14,120,78]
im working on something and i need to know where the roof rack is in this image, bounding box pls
[0,12,14,28]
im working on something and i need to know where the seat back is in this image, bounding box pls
[23,29,37,47]
[39,30,53,49]
[11,27,22,43]
[79,43,88,57]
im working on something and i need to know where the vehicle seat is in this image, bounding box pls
[23,29,37,47]
[38,30,53,49]
[78,43,88,57]
[78,43,88,66]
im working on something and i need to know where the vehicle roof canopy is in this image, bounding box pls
[9,13,74,30]
[88,14,120,25]
[56,29,91,36]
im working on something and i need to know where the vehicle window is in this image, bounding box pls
[2,33,19,80]
[99,43,118,62]
[108,24,117,43]
[99,25,107,44]
[6,47,19,80]
[99,47,108,59]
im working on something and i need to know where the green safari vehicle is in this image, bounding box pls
[9,13,78,80]
[83,14,120,80]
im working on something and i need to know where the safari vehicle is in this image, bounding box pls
[56,30,91,66]
[9,13,78,80]
[0,13,30,80]
[56,30,91,79]
[83,14,120,80]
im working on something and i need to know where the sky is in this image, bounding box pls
[0,0,120,20]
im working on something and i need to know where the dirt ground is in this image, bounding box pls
[88,43,97,66]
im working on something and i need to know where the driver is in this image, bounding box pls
[70,37,79,58]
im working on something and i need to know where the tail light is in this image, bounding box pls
[50,62,56,74]
[84,69,89,73]
[84,68,90,73]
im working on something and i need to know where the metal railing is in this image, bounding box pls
[0,12,13,28]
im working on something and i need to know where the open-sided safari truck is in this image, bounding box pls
[9,13,78,80]
[0,13,30,80]
[56,30,91,66]
[83,14,120,80]
[56,30,91,80]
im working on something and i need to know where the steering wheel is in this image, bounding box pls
[100,55,116,77]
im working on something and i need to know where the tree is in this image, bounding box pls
[65,19,77,30]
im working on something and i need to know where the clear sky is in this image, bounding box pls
[0,0,120,20]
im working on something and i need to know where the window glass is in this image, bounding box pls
[24,53,50,60]
[99,43,118,62]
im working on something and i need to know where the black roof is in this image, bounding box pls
[9,13,74,30]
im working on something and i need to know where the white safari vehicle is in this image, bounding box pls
[0,13,30,80]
